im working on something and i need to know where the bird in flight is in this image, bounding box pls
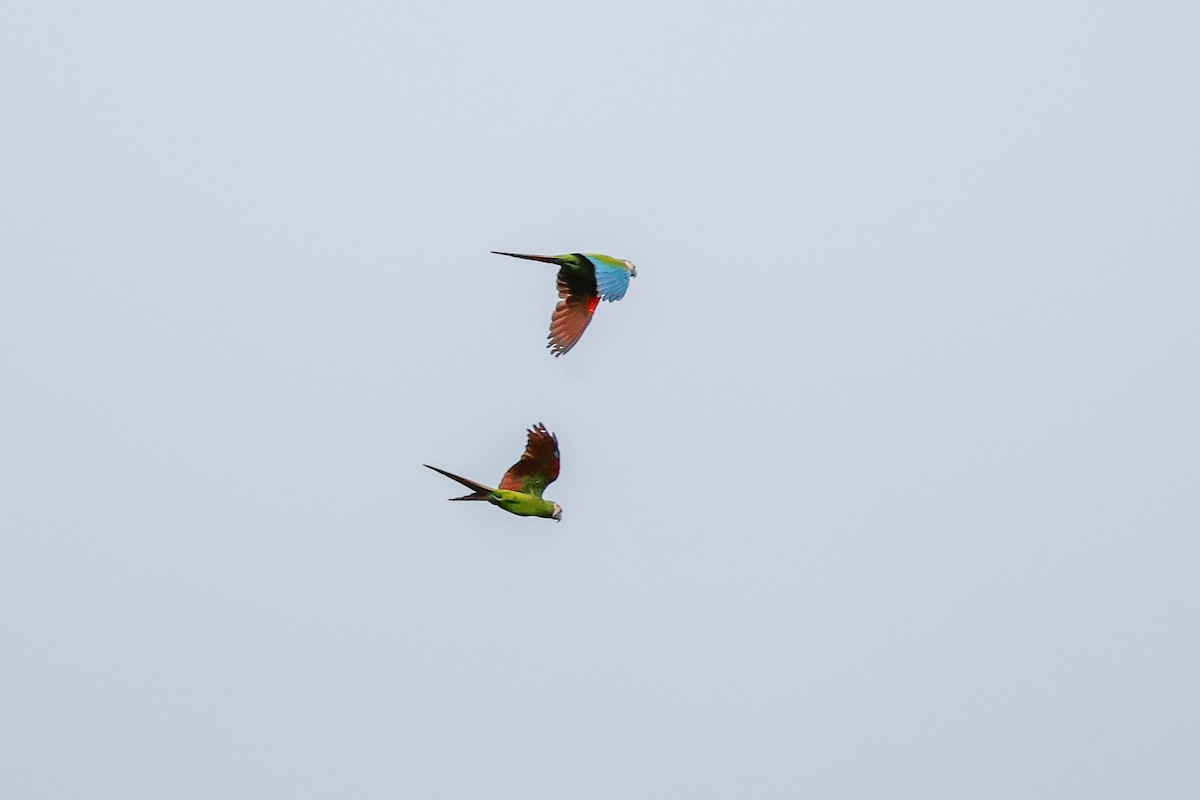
[424,423,564,522]
[491,251,637,356]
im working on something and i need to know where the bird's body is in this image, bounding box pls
[424,423,563,521]
[491,251,636,356]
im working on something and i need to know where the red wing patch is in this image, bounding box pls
[548,297,596,356]
[548,274,599,357]
[498,423,561,496]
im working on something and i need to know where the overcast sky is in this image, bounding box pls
[2,1,1198,797]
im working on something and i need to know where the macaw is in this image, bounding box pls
[492,251,637,356]
[424,423,563,521]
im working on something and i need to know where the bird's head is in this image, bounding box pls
[624,259,637,278]
[552,503,563,522]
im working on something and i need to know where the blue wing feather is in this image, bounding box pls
[586,256,632,302]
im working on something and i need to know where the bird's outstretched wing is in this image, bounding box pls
[498,423,560,497]
[585,253,634,302]
[548,267,599,356]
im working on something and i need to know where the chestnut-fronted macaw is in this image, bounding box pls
[424,423,563,521]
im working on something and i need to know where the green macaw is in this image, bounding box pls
[424,423,563,521]
[492,251,637,356]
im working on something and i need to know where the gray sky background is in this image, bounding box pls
[2,1,1198,797]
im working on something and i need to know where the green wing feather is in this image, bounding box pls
[498,423,560,497]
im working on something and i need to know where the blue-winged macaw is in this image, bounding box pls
[492,251,637,356]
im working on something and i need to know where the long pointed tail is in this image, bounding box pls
[423,464,495,501]
[491,250,565,266]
